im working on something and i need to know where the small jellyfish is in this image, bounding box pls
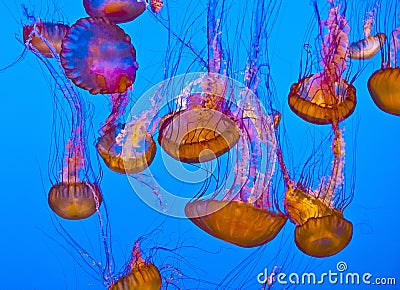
[83,0,146,23]
[48,181,102,220]
[61,17,138,94]
[23,21,70,58]
[157,1,241,163]
[349,34,386,59]
[96,122,157,174]
[108,243,162,290]
[46,122,102,220]
[48,122,103,220]
[288,0,356,125]
[349,7,386,59]
[96,92,157,174]
[277,124,353,257]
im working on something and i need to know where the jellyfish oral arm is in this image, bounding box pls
[320,4,350,87]
[389,28,400,67]
[319,125,345,202]
[100,92,130,134]
[207,0,223,74]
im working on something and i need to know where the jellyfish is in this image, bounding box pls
[109,242,162,290]
[349,6,386,59]
[121,0,287,245]
[157,74,241,164]
[182,0,287,248]
[97,123,157,175]
[48,130,103,220]
[288,0,356,125]
[157,1,241,164]
[60,17,138,94]
[276,124,353,257]
[349,33,386,59]
[96,92,157,174]
[18,5,70,58]
[184,101,287,248]
[83,0,146,23]
[45,78,103,220]
[368,9,400,116]
[22,15,103,220]
[23,20,70,58]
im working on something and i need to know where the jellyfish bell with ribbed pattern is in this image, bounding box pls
[48,181,102,220]
[368,26,400,116]
[60,17,138,95]
[96,122,157,174]
[158,74,241,164]
[23,21,70,58]
[288,1,356,125]
[108,243,162,290]
[349,7,386,60]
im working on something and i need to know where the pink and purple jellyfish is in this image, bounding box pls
[61,17,138,94]
[83,0,146,23]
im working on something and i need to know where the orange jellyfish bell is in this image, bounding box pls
[277,124,353,257]
[285,188,353,257]
[367,28,400,116]
[289,2,356,124]
[97,91,157,174]
[96,124,156,174]
[158,74,241,163]
[23,21,69,58]
[368,67,400,116]
[48,181,102,220]
[158,106,240,163]
[349,33,386,59]
[288,76,356,125]
[185,200,287,248]
[294,211,353,258]
[108,243,162,290]
[83,0,146,23]
[48,120,102,220]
